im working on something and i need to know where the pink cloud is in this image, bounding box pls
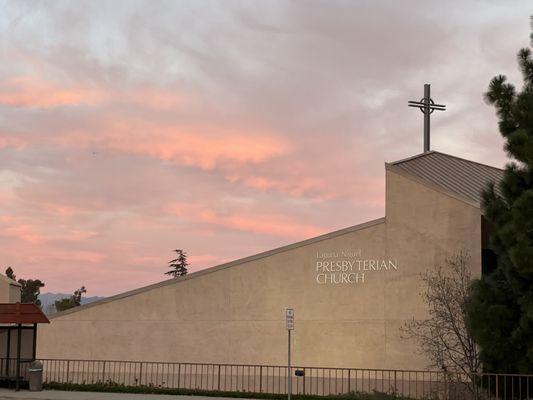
[0,77,189,111]
[227,174,328,198]
[125,87,190,110]
[105,123,290,169]
[200,210,324,238]
[0,108,290,173]
[0,76,103,108]
[36,203,79,216]
[64,230,99,241]
[2,224,45,244]
[0,215,97,244]
[0,135,26,150]
[25,249,105,264]
[165,202,325,239]
[187,254,227,269]
[225,164,385,204]
[47,118,292,170]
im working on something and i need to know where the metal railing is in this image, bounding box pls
[470,374,533,400]
[18,359,533,399]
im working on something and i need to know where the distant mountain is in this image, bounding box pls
[39,292,105,314]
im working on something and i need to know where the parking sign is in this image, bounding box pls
[286,308,294,330]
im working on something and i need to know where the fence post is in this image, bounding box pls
[348,369,351,394]
[65,360,70,383]
[443,372,448,400]
[217,364,221,391]
[102,361,106,383]
[139,363,143,386]
[303,368,306,395]
[259,366,263,393]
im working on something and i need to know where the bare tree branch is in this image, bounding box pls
[400,251,481,394]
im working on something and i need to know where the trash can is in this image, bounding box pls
[28,361,43,391]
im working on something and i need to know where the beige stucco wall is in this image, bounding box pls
[383,168,482,369]
[8,284,21,303]
[0,275,21,303]
[38,167,482,370]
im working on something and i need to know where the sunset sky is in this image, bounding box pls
[0,1,531,296]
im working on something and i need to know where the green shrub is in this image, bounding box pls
[43,382,415,400]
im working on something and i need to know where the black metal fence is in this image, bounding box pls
[473,374,533,400]
[40,359,445,396]
[21,359,533,399]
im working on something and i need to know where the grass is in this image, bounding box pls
[44,382,414,400]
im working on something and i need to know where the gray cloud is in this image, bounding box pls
[0,0,530,294]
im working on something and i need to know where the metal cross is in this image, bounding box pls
[408,84,446,152]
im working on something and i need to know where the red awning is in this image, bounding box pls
[0,303,50,324]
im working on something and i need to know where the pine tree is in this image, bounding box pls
[465,19,533,373]
[165,249,189,278]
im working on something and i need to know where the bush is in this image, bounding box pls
[43,382,415,400]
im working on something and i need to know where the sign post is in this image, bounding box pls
[285,309,294,400]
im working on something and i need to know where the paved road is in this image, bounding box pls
[0,389,254,400]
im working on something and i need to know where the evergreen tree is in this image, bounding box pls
[5,267,15,281]
[465,20,533,373]
[165,249,188,278]
[72,286,87,306]
[54,298,73,312]
[54,286,87,312]
[4,267,45,306]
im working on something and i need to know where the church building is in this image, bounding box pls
[37,151,503,371]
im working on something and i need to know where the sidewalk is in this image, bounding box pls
[0,389,254,400]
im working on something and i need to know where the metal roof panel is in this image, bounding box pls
[391,151,504,204]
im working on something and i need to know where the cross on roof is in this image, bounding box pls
[408,84,446,152]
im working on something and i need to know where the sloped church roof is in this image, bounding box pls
[388,151,504,204]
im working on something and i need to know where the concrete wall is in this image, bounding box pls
[37,167,482,370]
